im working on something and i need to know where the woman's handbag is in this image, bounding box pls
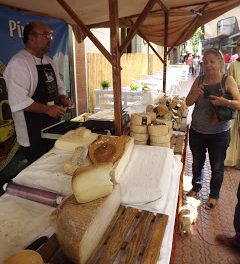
[213,75,236,121]
[214,92,236,121]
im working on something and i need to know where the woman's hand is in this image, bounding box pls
[186,78,205,106]
[209,95,228,106]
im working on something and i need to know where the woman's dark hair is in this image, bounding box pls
[23,22,35,44]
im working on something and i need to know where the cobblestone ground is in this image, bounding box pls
[174,145,240,264]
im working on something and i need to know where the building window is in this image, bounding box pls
[217,16,238,36]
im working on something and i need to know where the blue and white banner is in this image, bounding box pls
[0,5,70,92]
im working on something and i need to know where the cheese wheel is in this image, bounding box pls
[2,250,43,264]
[88,135,127,164]
[155,118,173,129]
[150,134,170,144]
[130,113,151,126]
[148,123,169,136]
[130,132,148,141]
[56,185,121,264]
[130,124,148,134]
[156,104,169,116]
[146,111,157,122]
[146,104,154,112]
[150,141,171,148]
[72,163,113,203]
[134,139,148,145]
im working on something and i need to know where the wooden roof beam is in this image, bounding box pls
[167,3,209,54]
[139,32,165,64]
[119,0,157,56]
[56,0,112,64]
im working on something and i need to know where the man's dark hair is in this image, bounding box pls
[23,22,35,44]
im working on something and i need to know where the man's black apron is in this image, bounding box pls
[24,63,60,163]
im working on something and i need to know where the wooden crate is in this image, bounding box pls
[38,206,168,264]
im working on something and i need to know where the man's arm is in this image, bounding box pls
[24,101,66,118]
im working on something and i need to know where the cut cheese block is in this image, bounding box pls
[130,113,151,126]
[88,135,128,164]
[55,128,98,152]
[150,134,170,144]
[64,146,91,175]
[72,163,113,203]
[130,124,148,134]
[110,136,134,183]
[148,123,169,136]
[64,156,92,176]
[2,250,43,264]
[130,132,148,141]
[56,185,121,264]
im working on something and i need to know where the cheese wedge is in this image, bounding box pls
[110,137,134,183]
[56,185,120,264]
[72,163,113,203]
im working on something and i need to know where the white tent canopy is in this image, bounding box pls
[0,0,239,46]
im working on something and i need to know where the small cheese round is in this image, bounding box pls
[130,113,151,126]
[150,134,170,144]
[130,132,148,141]
[3,250,43,264]
[148,123,169,136]
[130,124,148,134]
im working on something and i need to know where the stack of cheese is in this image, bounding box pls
[55,135,134,264]
[148,122,171,147]
[145,95,188,131]
[130,113,151,145]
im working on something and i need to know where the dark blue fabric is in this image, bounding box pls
[189,127,231,198]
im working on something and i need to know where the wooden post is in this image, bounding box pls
[163,11,169,93]
[109,0,122,135]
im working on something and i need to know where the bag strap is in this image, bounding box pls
[198,75,204,86]
[220,74,228,94]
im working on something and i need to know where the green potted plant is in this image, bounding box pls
[100,80,110,90]
[130,84,139,91]
[142,83,149,91]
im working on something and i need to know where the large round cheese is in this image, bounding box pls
[88,135,128,164]
[2,250,43,264]
[56,185,120,264]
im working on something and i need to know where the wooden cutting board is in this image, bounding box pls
[38,206,168,264]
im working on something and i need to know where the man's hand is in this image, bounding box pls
[46,105,66,118]
[59,95,75,109]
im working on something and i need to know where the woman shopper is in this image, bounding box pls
[186,48,240,209]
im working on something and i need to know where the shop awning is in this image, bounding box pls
[0,0,239,47]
